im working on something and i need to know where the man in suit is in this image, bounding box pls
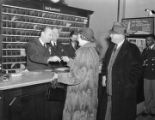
[100,22,142,120]
[142,35,155,116]
[26,26,68,120]
[61,30,79,57]
[48,29,77,67]
[26,26,61,71]
[69,30,79,50]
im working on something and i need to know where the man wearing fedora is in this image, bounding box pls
[100,22,143,120]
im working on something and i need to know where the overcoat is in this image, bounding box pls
[101,40,142,120]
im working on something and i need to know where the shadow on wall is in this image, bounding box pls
[96,33,111,60]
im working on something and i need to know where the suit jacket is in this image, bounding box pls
[26,38,51,71]
[142,45,155,79]
[48,42,76,67]
[101,40,142,120]
[49,42,75,58]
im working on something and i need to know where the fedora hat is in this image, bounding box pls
[79,28,96,42]
[110,22,126,35]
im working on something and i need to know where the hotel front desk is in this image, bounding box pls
[0,70,66,120]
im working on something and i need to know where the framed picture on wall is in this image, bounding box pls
[127,37,146,53]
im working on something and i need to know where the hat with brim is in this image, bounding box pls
[79,28,96,42]
[109,22,126,35]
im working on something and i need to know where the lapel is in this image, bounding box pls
[152,44,155,50]
[105,43,115,65]
[34,39,50,55]
[35,38,43,48]
[35,38,46,49]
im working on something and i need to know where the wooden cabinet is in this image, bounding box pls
[0,0,93,73]
[0,83,51,120]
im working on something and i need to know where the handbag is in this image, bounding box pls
[46,82,67,102]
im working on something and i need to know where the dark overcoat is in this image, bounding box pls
[101,40,142,120]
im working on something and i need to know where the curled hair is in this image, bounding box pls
[70,31,78,37]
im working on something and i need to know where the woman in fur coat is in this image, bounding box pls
[58,28,100,120]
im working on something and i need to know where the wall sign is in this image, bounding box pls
[44,6,61,12]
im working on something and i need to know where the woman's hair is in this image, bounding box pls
[70,30,78,37]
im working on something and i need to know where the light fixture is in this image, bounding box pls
[145,9,155,16]
[50,0,67,5]
[50,0,60,3]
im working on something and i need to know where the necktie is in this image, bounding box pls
[113,44,117,53]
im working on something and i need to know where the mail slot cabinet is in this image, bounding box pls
[0,0,93,73]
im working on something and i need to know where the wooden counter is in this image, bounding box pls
[0,71,54,90]
[0,71,63,120]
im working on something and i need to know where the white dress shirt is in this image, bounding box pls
[116,39,125,49]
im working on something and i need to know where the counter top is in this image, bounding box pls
[0,71,54,90]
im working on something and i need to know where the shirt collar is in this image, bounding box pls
[51,41,56,46]
[150,44,155,49]
[39,38,45,46]
[116,39,125,49]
